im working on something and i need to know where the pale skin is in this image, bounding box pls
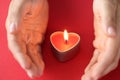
[6,0,120,79]
[82,0,120,79]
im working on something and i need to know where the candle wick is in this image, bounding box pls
[65,40,68,44]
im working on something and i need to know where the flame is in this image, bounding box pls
[64,30,69,41]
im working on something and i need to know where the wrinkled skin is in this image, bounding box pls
[82,0,120,80]
[6,0,48,78]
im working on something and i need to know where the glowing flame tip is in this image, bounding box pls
[64,29,68,41]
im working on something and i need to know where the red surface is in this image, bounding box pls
[50,31,80,52]
[0,0,120,80]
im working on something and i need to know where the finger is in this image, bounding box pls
[103,48,120,76]
[85,49,100,73]
[88,38,119,79]
[101,0,117,37]
[27,43,45,76]
[8,23,40,78]
[81,74,93,80]
[7,33,40,78]
[9,23,17,34]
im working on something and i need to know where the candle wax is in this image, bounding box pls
[51,31,79,52]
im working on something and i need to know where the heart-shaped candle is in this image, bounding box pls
[50,30,80,62]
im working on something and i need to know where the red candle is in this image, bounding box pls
[50,30,80,62]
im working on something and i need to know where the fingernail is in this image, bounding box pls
[27,72,34,79]
[9,23,16,33]
[107,26,116,37]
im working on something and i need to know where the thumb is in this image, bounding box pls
[9,23,17,34]
[101,1,117,37]
[6,0,29,33]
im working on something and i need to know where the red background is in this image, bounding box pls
[0,0,120,80]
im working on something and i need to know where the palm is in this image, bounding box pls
[6,0,48,78]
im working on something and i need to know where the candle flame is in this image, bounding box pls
[64,30,68,41]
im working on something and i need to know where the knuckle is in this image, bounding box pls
[23,30,43,44]
[93,39,100,49]
[91,72,101,80]
[93,50,99,55]
[21,62,32,70]
[93,40,98,48]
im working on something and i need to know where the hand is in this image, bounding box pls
[82,0,120,79]
[6,0,48,78]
